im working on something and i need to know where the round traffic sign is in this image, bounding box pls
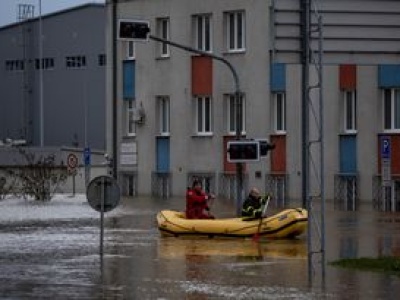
[86,175,120,213]
[67,153,78,169]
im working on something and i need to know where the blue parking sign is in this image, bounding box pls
[381,136,390,159]
[84,147,91,165]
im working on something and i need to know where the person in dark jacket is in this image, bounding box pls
[241,187,267,220]
[186,179,215,219]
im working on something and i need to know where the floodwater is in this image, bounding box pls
[0,195,400,299]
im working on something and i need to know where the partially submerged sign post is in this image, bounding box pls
[87,175,120,259]
[380,136,392,210]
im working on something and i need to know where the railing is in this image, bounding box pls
[373,175,400,212]
[265,173,288,208]
[151,172,172,198]
[121,172,138,197]
[334,174,358,211]
[187,172,216,194]
[219,172,249,200]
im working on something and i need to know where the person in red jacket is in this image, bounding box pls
[186,179,215,219]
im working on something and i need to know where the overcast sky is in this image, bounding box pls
[0,0,105,27]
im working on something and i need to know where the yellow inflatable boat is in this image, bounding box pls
[157,208,307,239]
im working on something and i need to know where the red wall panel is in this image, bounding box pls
[192,56,212,95]
[339,64,357,90]
[270,135,286,173]
[392,135,400,175]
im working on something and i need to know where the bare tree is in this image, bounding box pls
[8,149,68,201]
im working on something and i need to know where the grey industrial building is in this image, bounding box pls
[0,3,106,150]
[106,0,400,209]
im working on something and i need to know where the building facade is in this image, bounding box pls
[0,4,106,151]
[107,0,400,209]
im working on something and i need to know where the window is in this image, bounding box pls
[226,94,246,135]
[274,92,286,133]
[127,41,135,59]
[158,96,170,135]
[343,90,357,133]
[195,96,212,135]
[5,60,24,71]
[193,14,212,52]
[125,100,136,136]
[66,56,86,68]
[157,18,170,57]
[98,54,106,66]
[122,174,136,197]
[35,58,54,70]
[383,89,400,131]
[225,11,245,52]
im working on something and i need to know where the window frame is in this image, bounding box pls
[343,90,357,133]
[65,56,86,69]
[126,41,135,60]
[383,88,400,132]
[125,100,136,137]
[195,96,213,136]
[98,54,106,66]
[158,96,170,136]
[273,92,286,133]
[226,93,246,135]
[193,14,212,52]
[157,18,170,58]
[224,10,245,53]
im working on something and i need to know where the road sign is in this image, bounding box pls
[84,147,91,165]
[86,175,120,213]
[380,136,391,186]
[381,136,391,159]
[67,153,78,170]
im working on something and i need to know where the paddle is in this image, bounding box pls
[252,194,271,242]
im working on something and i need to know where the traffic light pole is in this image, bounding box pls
[149,35,244,215]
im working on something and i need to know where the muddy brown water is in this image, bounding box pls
[0,196,399,299]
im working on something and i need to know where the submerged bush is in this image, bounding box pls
[330,256,400,276]
[7,149,68,201]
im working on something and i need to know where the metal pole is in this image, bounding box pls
[302,0,310,210]
[100,177,105,262]
[318,14,326,281]
[149,35,243,214]
[235,91,244,216]
[301,0,312,282]
[112,0,118,179]
[38,0,44,146]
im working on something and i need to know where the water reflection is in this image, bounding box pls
[158,238,307,260]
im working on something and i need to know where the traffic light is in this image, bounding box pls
[227,141,260,163]
[258,139,275,157]
[118,20,150,41]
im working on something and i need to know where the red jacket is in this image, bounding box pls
[186,188,211,219]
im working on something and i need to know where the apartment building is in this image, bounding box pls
[107,0,400,209]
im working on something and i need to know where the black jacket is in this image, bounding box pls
[241,194,266,219]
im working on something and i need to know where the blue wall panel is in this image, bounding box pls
[123,60,135,99]
[270,63,286,92]
[156,137,170,172]
[339,135,357,174]
[378,64,400,88]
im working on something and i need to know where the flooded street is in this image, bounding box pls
[1,195,400,299]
